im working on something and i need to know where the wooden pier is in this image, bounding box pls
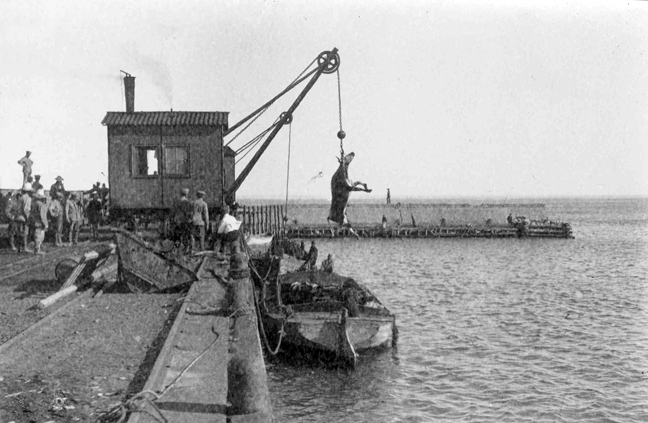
[128,252,272,423]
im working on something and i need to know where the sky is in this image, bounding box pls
[1,0,647,201]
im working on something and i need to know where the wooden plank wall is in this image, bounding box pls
[241,205,285,237]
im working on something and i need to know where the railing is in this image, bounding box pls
[240,204,286,237]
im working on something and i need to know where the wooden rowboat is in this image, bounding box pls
[251,259,397,367]
[114,230,198,293]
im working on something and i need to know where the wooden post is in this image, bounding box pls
[226,247,272,419]
[242,205,246,231]
[265,205,269,234]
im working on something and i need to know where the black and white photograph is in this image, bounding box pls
[0,0,647,422]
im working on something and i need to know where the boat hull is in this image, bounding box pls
[262,307,396,366]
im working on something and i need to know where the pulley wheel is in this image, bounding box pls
[317,51,340,74]
[280,112,293,124]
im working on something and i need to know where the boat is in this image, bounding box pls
[250,254,397,367]
[114,229,199,293]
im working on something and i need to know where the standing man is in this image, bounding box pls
[66,193,82,245]
[171,188,192,250]
[49,176,66,200]
[17,151,33,185]
[30,189,48,254]
[86,192,103,240]
[299,241,318,271]
[32,175,43,192]
[191,190,209,252]
[4,192,20,251]
[386,188,391,205]
[100,183,109,204]
[215,205,242,254]
[48,191,64,246]
[16,183,33,253]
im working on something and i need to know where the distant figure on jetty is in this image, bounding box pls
[507,213,514,226]
[17,151,33,185]
[411,214,417,227]
[320,253,334,273]
[381,215,388,230]
[440,217,447,227]
[386,188,391,205]
[299,241,318,271]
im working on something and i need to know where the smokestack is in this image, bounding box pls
[122,71,135,113]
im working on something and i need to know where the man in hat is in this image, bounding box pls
[299,241,318,271]
[191,190,209,252]
[4,192,20,251]
[17,151,33,185]
[32,175,43,192]
[16,183,33,253]
[50,176,66,200]
[86,192,103,240]
[215,204,242,254]
[100,183,109,204]
[171,188,192,251]
[48,191,64,246]
[65,192,82,245]
[30,189,49,254]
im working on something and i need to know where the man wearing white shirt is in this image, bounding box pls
[216,205,241,253]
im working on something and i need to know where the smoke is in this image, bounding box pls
[128,47,174,108]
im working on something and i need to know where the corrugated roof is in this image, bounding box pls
[101,111,229,129]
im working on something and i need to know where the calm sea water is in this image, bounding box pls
[266,197,648,422]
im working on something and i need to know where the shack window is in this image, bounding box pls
[164,146,189,176]
[133,147,160,176]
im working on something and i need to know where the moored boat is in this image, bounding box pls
[250,256,397,367]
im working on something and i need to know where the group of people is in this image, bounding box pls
[3,180,87,253]
[297,240,334,273]
[169,188,241,254]
[2,150,110,253]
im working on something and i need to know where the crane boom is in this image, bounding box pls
[224,48,340,204]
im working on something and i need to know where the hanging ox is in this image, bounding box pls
[328,152,372,238]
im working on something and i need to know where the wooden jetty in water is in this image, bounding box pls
[285,223,574,239]
[235,203,574,239]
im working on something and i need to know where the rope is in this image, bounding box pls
[225,56,316,149]
[243,238,286,356]
[337,68,345,159]
[93,390,166,423]
[284,122,292,226]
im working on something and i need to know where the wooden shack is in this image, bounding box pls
[101,111,234,221]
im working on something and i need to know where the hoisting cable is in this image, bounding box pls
[336,68,346,159]
[284,121,292,230]
[234,119,281,164]
[225,56,318,148]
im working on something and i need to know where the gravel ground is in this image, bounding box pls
[0,228,185,423]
